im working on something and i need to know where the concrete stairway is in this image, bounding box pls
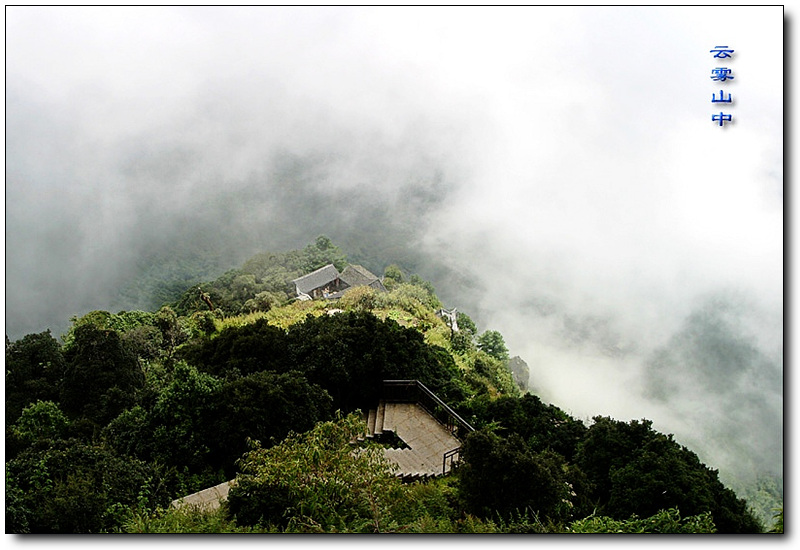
[170,480,236,511]
[172,393,466,510]
[365,401,463,481]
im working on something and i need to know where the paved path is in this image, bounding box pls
[171,401,462,510]
[170,480,236,511]
[378,402,462,477]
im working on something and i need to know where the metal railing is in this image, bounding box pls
[381,380,475,442]
[442,447,461,475]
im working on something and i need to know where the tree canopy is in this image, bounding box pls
[4,237,770,534]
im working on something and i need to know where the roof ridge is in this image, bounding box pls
[292,263,337,283]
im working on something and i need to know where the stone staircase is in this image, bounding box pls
[363,401,463,481]
[170,479,236,511]
[171,380,472,509]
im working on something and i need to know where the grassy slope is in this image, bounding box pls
[211,284,518,398]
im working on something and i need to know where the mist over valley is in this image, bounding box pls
[5,5,783,520]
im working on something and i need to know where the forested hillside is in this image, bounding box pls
[5,238,778,534]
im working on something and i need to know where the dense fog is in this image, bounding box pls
[5,6,783,489]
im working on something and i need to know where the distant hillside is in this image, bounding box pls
[5,237,773,534]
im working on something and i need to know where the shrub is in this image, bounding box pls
[568,508,717,533]
[228,413,401,531]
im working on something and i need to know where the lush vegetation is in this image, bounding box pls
[5,237,775,533]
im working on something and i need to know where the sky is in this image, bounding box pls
[4,5,785,494]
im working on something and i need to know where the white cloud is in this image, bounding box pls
[5,4,783,483]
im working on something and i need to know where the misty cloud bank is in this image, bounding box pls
[5,6,782,488]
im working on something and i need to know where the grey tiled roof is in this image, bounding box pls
[292,264,340,295]
[325,289,348,300]
[340,264,380,288]
[368,279,387,292]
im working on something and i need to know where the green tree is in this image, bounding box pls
[575,416,763,533]
[472,351,518,396]
[6,466,31,533]
[286,311,460,412]
[212,371,333,476]
[101,405,152,461]
[303,235,347,272]
[243,290,286,313]
[8,400,69,452]
[606,434,716,520]
[181,318,290,378]
[6,438,169,533]
[461,393,587,463]
[382,264,404,289]
[60,324,144,427]
[120,324,163,365]
[189,310,217,336]
[407,275,441,309]
[339,285,379,312]
[5,330,66,425]
[450,311,477,354]
[148,362,223,480]
[231,273,259,302]
[455,312,477,337]
[476,330,509,362]
[106,310,158,334]
[61,310,113,349]
[240,249,308,296]
[380,283,441,319]
[457,430,571,523]
[228,413,401,531]
[154,306,185,359]
[575,416,656,504]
